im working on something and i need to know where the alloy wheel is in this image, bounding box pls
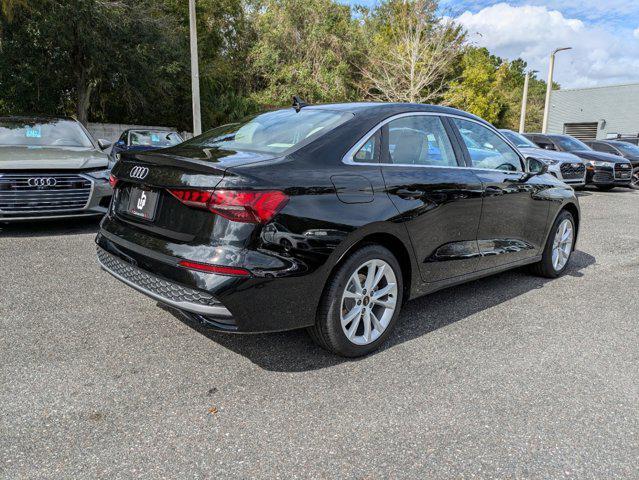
[631,167,639,188]
[340,259,398,346]
[552,218,573,271]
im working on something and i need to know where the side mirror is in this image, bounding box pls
[98,139,112,150]
[526,157,549,175]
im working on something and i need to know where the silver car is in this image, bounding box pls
[500,129,586,187]
[0,117,113,221]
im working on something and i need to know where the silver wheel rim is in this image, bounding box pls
[552,218,573,271]
[632,168,639,187]
[340,259,398,346]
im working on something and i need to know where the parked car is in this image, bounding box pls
[0,116,113,221]
[97,102,580,357]
[110,129,184,161]
[583,139,639,189]
[500,129,586,187]
[523,133,633,190]
[610,134,639,146]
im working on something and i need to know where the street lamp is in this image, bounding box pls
[542,47,572,133]
[189,0,202,136]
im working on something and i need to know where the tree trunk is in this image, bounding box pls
[76,68,93,125]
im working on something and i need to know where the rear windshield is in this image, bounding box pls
[130,130,183,147]
[0,119,93,148]
[184,108,352,155]
[612,142,639,156]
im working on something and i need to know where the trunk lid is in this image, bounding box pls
[110,146,278,242]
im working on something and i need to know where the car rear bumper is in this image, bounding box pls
[95,225,323,333]
[97,246,235,323]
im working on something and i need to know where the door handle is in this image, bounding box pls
[484,186,504,196]
[396,188,425,200]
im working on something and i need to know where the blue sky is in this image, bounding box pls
[341,1,639,88]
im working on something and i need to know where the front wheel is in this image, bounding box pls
[530,210,575,278]
[308,245,403,357]
[631,167,639,189]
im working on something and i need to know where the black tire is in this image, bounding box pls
[308,245,403,357]
[631,167,639,190]
[530,210,575,278]
[596,185,615,191]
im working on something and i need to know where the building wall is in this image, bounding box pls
[547,83,639,139]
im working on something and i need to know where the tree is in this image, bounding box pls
[248,0,364,107]
[359,0,465,103]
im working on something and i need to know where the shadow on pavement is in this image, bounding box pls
[170,249,596,373]
[0,216,101,237]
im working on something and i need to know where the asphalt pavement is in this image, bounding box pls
[1,187,638,479]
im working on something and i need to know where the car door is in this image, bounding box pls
[376,113,484,283]
[450,118,551,271]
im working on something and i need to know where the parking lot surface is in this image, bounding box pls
[1,188,638,479]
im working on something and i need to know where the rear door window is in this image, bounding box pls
[384,116,458,167]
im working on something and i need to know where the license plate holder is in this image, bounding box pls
[128,187,159,220]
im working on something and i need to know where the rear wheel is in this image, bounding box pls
[530,210,575,278]
[309,245,403,357]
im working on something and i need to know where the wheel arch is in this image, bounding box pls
[330,231,415,303]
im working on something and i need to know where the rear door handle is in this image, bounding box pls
[396,188,425,200]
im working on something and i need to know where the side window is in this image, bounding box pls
[353,131,380,163]
[453,118,523,172]
[385,116,457,166]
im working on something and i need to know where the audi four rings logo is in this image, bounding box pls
[130,166,149,179]
[28,177,56,187]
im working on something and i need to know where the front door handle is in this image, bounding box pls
[484,186,504,196]
[396,188,425,200]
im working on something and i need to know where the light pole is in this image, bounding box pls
[189,0,202,136]
[542,47,572,133]
[519,72,529,133]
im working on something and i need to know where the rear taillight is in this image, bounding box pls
[109,174,118,189]
[168,189,288,224]
[178,260,250,276]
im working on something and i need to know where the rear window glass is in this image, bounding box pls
[184,109,352,155]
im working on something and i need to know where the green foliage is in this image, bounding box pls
[444,47,547,130]
[0,0,552,132]
[248,0,364,107]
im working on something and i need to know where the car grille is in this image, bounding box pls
[614,163,632,180]
[593,171,614,183]
[97,247,220,308]
[0,173,92,213]
[560,163,585,180]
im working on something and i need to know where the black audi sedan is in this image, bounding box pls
[523,133,632,190]
[97,103,580,357]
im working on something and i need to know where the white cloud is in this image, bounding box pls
[455,3,639,88]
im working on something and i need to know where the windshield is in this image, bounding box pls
[184,109,352,155]
[130,130,183,147]
[0,119,93,148]
[613,142,639,156]
[552,136,591,152]
[501,130,537,148]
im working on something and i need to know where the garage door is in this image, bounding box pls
[563,122,598,140]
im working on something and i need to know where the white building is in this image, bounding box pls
[547,83,639,140]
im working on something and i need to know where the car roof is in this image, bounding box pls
[124,128,179,134]
[303,102,489,124]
